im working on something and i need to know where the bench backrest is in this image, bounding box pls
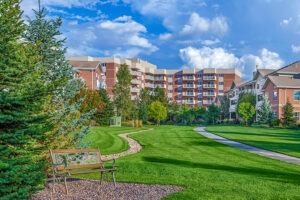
[49,149,103,171]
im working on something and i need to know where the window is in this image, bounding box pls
[219,82,224,85]
[198,81,202,85]
[273,91,278,100]
[258,94,263,102]
[168,90,173,93]
[219,74,224,77]
[178,96,182,100]
[198,97,202,101]
[198,89,202,93]
[272,112,278,118]
[294,91,300,101]
[177,80,182,85]
[295,112,300,120]
[219,90,224,93]
[101,63,106,67]
[177,74,182,78]
[168,74,173,78]
[257,84,260,89]
[168,82,172,86]
[198,74,202,78]
[178,89,182,93]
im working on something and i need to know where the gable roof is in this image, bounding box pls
[265,76,300,89]
[68,61,100,70]
[268,61,300,76]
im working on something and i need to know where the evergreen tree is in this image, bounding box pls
[25,7,93,150]
[281,100,296,127]
[257,94,271,124]
[206,104,220,124]
[113,64,132,120]
[138,88,152,123]
[0,1,49,198]
[96,89,114,126]
[220,95,230,120]
[167,102,180,122]
[152,86,168,106]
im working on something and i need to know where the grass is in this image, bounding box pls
[206,125,300,158]
[77,125,300,199]
[82,126,147,155]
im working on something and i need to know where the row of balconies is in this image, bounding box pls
[130,71,142,76]
[175,99,215,105]
[144,75,217,81]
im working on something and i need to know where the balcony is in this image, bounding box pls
[203,92,216,97]
[130,71,142,76]
[131,63,142,70]
[183,100,195,104]
[131,95,139,101]
[131,79,141,85]
[183,84,195,88]
[203,100,214,105]
[145,75,154,80]
[183,92,195,96]
[203,76,216,80]
[182,76,195,80]
[145,83,154,88]
[229,105,236,112]
[154,84,166,88]
[203,84,216,89]
[154,76,166,81]
[131,87,140,93]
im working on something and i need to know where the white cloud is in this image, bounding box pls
[291,44,300,53]
[179,47,284,79]
[280,18,292,26]
[65,16,158,58]
[159,33,172,40]
[201,39,220,45]
[180,13,228,40]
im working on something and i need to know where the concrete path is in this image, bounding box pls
[194,127,300,165]
[102,128,153,160]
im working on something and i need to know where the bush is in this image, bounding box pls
[271,119,280,127]
[166,120,174,125]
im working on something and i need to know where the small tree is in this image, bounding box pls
[281,100,296,127]
[257,94,271,124]
[96,89,114,126]
[148,101,167,125]
[220,96,230,120]
[152,86,168,106]
[238,102,256,126]
[207,104,220,124]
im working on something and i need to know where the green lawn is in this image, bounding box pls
[78,125,300,199]
[206,125,300,158]
[83,126,147,155]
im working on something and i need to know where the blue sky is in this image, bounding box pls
[21,0,300,79]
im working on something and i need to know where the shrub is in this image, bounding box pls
[271,119,280,127]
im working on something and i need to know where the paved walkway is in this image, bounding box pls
[194,127,300,165]
[102,128,153,160]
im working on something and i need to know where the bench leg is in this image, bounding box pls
[52,174,56,194]
[100,172,103,185]
[111,172,116,187]
[64,176,69,195]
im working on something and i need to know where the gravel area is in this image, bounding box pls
[102,128,153,160]
[32,179,184,200]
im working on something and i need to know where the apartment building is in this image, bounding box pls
[228,61,300,123]
[67,56,241,107]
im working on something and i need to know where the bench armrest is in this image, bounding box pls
[102,159,116,169]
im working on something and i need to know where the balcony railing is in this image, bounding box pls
[131,87,140,93]
[154,84,166,88]
[203,76,216,80]
[145,75,154,80]
[131,79,141,85]
[154,77,166,81]
[203,100,214,105]
[203,92,216,97]
[130,71,142,76]
[203,84,216,88]
[183,84,195,88]
[183,92,195,96]
[145,83,155,88]
[183,100,195,104]
[182,76,195,80]
[131,63,142,70]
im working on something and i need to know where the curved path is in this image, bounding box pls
[194,127,300,165]
[102,128,153,160]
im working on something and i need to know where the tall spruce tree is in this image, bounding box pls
[257,94,271,124]
[281,99,296,127]
[220,95,230,120]
[96,89,114,126]
[0,0,49,198]
[25,6,93,149]
[113,64,132,120]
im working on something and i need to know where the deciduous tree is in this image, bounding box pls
[148,101,167,125]
[238,102,256,126]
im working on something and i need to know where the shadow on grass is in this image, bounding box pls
[142,156,300,184]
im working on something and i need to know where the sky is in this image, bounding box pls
[21,0,300,80]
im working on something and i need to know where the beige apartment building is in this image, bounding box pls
[67,56,242,107]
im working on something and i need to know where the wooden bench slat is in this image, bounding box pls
[57,163,102,171]
[51,148,99,153]
[69,168,117,175]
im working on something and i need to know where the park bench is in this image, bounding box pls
[49,148,117,195]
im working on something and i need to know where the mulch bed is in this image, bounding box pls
[32,179,184,200]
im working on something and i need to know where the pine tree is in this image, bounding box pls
[25,7,93,150]
[152,86,168,106]
[0,0,49,198]
[220,95,230,120]
[257,94,271,124]
[138,88,152,123]
[281,99,296,127]
[207,104,220,124]
[96,89,114,126]
[113,64,132,120]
